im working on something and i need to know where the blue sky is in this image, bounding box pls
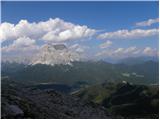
[1,1,159,61]
[2,2,158,29]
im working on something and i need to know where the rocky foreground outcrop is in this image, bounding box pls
[1,80,109,119]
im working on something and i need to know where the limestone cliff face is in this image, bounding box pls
[31,44,80,66]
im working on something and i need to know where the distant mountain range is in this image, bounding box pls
[2,44,80,66]
[118,56,158,65]
[3,43,158,66]
[2,60,159,85]
[1,50,159,119]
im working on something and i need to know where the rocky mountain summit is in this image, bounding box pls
[31,44,80,66]
[2,44,80,66]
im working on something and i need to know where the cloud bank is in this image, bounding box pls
[99,40,112,49]
[0,18,96,43]
[2,37,39,52]
[135,18,159,27]
[98,28,158,40]
[1,17,158,62]
[96,46,158,58]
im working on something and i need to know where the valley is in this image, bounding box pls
[1,1,159,119]
[1,60,159,119]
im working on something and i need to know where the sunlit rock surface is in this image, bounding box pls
[31,44,80,66]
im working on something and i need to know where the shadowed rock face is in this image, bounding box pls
[43,44,67,51]
[3,105,24,118]
[1,80,109,119]
[52,44,67,50]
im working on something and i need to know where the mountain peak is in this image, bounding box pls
[42,44,67,51]
[31,44,80,66]
[53,44,67,50]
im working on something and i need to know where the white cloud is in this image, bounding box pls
[42,25,95,42]
[0,23,15,42]
[95,46,158,58]
[1,18,159,62]
[143,47,158,56]
[98,28,159,40]
[2,37,39,52]
[113,48,124,54]
[69,43,89,53]
[112,46,139,55]
[123,46,137,54]
[135,18,159,27]
[0,18,96,43]
[99,40,112,49]
[114,46,139,55]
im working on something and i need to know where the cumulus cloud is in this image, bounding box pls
[1,18,158,62]
[114,46,140,55]
[113,48,124,54]
[0,23,15,42]
[99,40,112,49]
[111,47,138,55]
[96,46,158,58]
[0,18,96,43]
[69,43,89,53]
[123,46,137,54]
[98,28,159,40]
[42,25,95,42]
[2,37,39,52]
[135,18,159,27]
[143,47,158,56]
